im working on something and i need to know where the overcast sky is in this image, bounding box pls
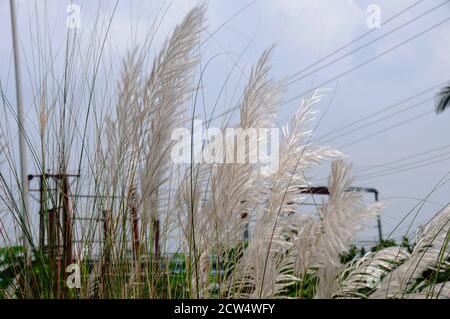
[1,0,450,245]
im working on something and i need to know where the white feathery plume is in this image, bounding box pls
[225,218,295,298]
[178,48,283,245]
[175,162,210,252]
[371,205,450,298]
[239,47,282,129]
[410,281,450,299]
[37,83,56,139]
[315,161,382,266]
[139,4,206,230]
[264,90,341,224]
[313,160,382,298]
[202,47,284,247]
[333,246,410,298]
[183,48,285,296]
[190,250,211,298]
[228,91,340,298]
[278,160,381,298]
[289,214,321,275]
[104,49,144,190]
[93,49,145,260]
[174,162,213,298]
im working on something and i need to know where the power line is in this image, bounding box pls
[286,0,449,86]
[359,150,450,179]
[285,0,425,82]
[356,143,450,173]
[338,110,433,149]
[201,16,450,124]
[194,0,425,125]
[315,81,446,142]
[314,142,450,183]
[187,87,441,167]
[358,154,450,181]
[318,95,435,144]
[282,16,450,106]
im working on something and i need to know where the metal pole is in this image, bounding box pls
[374,192,383,243]
[62,174,73,292]
[39,175,45,250]
[10,0,31,256]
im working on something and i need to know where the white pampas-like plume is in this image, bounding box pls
[139,4,206,229]
[201,47,284,247]
[371,205,450,299]
[264,90,341,224]
[190,250,211,298]
[333,246,410,298]
[104,49,144,189]
[286,160,382,298]
[37,83,56,138]
[250,94,341,297]
[180,48,285,296]
[239,47,282,129]
[96,49,144,256]
[405,281,450,299]
[177,48,283,246]
[175,162,210,251]
[227,91,341,298]
[314,160,382,298]
[315,161,382,267]
[225,217,296,298]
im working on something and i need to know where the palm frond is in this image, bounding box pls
[436,84,450,114]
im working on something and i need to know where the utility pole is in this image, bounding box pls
[10,0,31,258]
